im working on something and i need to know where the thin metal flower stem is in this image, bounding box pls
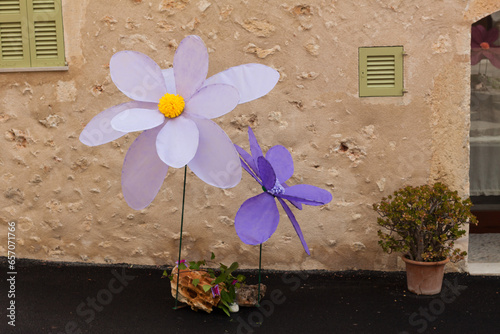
[174,165,188,310]
[257,243,262,307]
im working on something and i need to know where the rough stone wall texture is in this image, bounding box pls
[1,0,500,271]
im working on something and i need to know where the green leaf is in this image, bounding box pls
[162,270,169,277]
[229,288,236,301]
[220,298,230,307]
[202,285,212,293]
[192,278,200,287]
[228,262,239,272]
[211,252,216,260]
[219,305,230,317]
[221,290,232,304]
[213,273,227,285]
[178,263,187,270]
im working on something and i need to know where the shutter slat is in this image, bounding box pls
[0,21,24,60]
[34,20,58,58]
[367,76,395,81]
[366,54,396,88]
[0,0,21,14]
[32,0,55,11]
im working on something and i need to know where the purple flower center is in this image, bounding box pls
[267,179,285,196]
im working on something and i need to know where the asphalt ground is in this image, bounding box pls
[1,258,499,334]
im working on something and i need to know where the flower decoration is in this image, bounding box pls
[211,284,221,298]
[234,127,332,255]
[175,259,187,268]
[471,25,500,68]
[80,35,279,210]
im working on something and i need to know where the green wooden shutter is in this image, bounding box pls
[26,0,65,67]
[359,46,404,97]
[0,0,30,68]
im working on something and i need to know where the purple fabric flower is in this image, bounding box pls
[211,284,220,298]
[471,25,500,68]
[234,127,332,255]
[79,35,280,210]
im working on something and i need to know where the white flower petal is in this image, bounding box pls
[202,64,280,104]
[122,125,169,210]
[111,108,165,132]
[110,51,167,102]
[188,116,241,188]
[80,101,155,146]
[162,68,177,94]
[184,84,239,119]
[156,116,199,168]
[173,35,209,101]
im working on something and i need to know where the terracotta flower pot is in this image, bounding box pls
[402,256,450,295]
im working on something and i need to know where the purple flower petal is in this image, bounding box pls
[483,48,500,68]
[472,25,486,48]
[110,51,166,103]
[211,284,220,298]
[239,157,262,186]
[80,101,155,146]
[257,157,277,192]
[278,184,332,206]
[156,116,199,168]
[282,182,303,210]
[266,145,294,183]
[248,127,263,162]
[185,84,240,119]
[235,144,260,179]
[471,49,484,65]
[277,198,310,255]
[175,259,187,266]
[162,68,177,94]
[486,27,499,45]
[187,116,241,188]
[235,192,279,245]
[202,64,279,104]
[121,124,168,210]
[173,35,208,101]
[111,108,165,132]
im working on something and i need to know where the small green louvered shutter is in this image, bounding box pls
[26,0,65,67]
[0,0,31,68]
[359,46,404,97]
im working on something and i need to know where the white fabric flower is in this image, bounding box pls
[80,35,279,210]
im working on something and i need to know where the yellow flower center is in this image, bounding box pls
[158,93,185,118]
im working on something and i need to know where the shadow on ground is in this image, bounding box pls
[1,258,499,334]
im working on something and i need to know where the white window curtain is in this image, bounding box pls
[470,60,500,196]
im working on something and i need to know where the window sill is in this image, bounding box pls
[0,66,69,73]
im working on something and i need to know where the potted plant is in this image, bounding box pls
[373,182,477,295]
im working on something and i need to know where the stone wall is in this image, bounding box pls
[1,0,499,271]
